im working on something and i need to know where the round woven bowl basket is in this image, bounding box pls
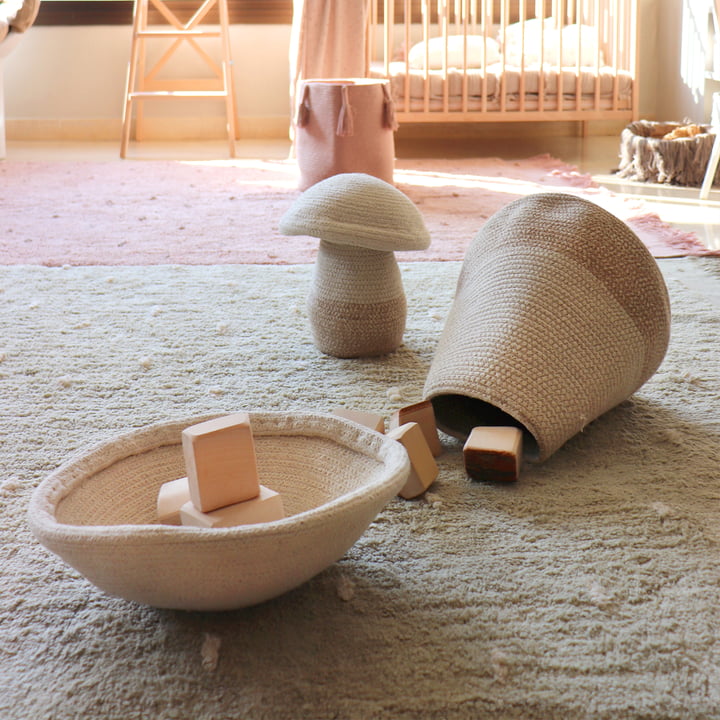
[28,412,409,611]
[423,193,671,462]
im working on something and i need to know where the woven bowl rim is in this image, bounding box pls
[28,410,410,547]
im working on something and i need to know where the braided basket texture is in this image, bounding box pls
[617,120,718,186]
[307,242,407,357]
[294,79,396,191]
[424,193,671,462]
[28,412,409,611]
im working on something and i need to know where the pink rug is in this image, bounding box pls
[1,155,716,265]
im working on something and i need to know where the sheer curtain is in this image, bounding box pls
[289,0,370,137]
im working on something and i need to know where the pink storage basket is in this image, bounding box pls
[294,79,397,191]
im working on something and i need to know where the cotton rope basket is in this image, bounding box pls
[28,412,409,611]
[617,120,719,186]
[423,193,671,463]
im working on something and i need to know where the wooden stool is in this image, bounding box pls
[120,0,237,158]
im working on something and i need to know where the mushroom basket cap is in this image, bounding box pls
[279,173,431,252]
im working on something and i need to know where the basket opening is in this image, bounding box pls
[430,394,540,462]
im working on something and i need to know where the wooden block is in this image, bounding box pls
[179,485,285,529]
[182,412,260,513]
[387,422,438,499]
[156,476,191,525]
[389,400,442,457]
[463,426,523,483]
[332,407,385,433]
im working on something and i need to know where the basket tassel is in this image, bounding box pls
[382,84,399,131]
[295,84,311,128]
[336,85,355,137]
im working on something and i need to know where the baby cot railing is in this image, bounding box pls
[367,0,639,125]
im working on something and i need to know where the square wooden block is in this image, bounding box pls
[463,426,523,482]
[389,400,442,457]
[179,485,285,529]
[182,412,260,513]
[387,422,438,499]
[156,476,191,525]
[332,407,386,434]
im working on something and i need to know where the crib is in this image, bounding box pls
[367,0,638,126]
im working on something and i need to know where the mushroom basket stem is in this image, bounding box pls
[308,241,408,358]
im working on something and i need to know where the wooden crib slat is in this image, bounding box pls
[630,0,639,119]
[481,0,491,112]
[593,0,602,112]
[611,0,620,111]
[517,0,526,113]
[421,0,430,113]
[573,0,583,112]
[403,0,411,113]
[462,0,469,113]
[440,0,450,113]
[368,0,637,125]
[500,0,508,112]
[552,0,560,113]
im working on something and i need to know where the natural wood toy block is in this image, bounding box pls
[389,400,442,457]
[182,413,260,513]
[463,426,523,483]
[386,422,438,499]
[179,485,285,529]
[332,407,385,433]
[156,476,191,525]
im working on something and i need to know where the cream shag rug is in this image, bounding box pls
[2,260,720,719]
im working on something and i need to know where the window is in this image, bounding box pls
[35,0,293,25]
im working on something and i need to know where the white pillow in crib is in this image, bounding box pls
[501,20,604,67]
[501,18,557,66]
[560,24,605,66]
[501,17,554,49]
[408,34,502,69]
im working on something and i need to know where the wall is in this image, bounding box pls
[1,0,715,141]
[646,0,720,124]
[651,0,713,123]
[3,24,293,140]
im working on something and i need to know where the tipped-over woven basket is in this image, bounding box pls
[28,412,409,611]
[423,193,671,462]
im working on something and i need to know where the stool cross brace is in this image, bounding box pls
[121,0,237,157]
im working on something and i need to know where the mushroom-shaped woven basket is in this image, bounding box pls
[424,193,671,462]
[280,173,430,358]
[28,412,409,611]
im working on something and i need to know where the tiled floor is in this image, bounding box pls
[5,134,719,251]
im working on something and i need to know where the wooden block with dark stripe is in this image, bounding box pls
[463,426,523,482]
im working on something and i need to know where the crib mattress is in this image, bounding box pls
[370,61,633,113]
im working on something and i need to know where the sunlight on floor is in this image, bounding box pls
[5,135,719,251]
[394,168,542,191]
[178,157,300,189]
